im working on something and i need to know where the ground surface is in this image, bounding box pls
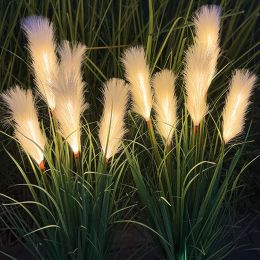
[2,216,260,260]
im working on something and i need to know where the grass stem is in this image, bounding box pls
[147,118,161,164]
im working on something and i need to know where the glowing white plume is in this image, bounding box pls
[99,78,129,160]
[121,46,152,121]
[194,5,221,53]
[222,70,256,144]
[53,41,87,156]
[21,16,58,110]
[1,86,46,168]
[184,44,219,126]
[152,69,178,145]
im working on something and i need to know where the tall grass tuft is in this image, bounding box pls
[0,15,130,259]
[122,4,258,259]
[0,1,259,259]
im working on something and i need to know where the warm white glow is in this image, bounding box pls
[138,73,150,119]
[53,41,87,154]
[21,16,58,110]
[194,5,221,54]
[121,46,152,121]
[152,69,178,145]
[1,86,46,164]
[222,70,256,143]
[184,5,221,126]
[99,78,129,159]
[184,44,219,126]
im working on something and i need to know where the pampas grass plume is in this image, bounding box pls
[222,70,256,144]
[1,86,46,170]
[194,5,221,53]
[184,44,219,126]
[99,78,129,160]
[21,16,58,110]
[153,69,178,145]
[53,41,87,156]
[121,46,152,121]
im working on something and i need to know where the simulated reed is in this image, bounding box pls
[0,3,258,260]
[21,16,58,111]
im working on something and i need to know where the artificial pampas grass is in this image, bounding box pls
[152,69,178,146]
[222,70,256,144]
[184,5,221,127]
[194,5,221,53]
[53,41,87,157]
[57,40,86,85]
[21,16,58,110]
[99,78,129,160]
[121,46,152,121]
[1,86,46,170]
[184,44,219,126]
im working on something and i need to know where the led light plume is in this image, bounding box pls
[222,70,256,144]
[184,44,219,126]
[194,5,221,53]
[121,46,152,121]
[21,16,58,110]
[53,41,87,157]
[153,69,178,145]
[99,78,129,160]
[1,86,46,171]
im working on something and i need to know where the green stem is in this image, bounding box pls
[165,142,173,205]
[75,156,81,175]
[165,143,172,177]
[147,118,161,164]
[146,0,153,64]
[103,156,108,172]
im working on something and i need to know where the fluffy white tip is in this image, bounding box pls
[184,44,219,126]
[121,46,152,121]
[21,16,58,110]
[1,86,46,165]
[194,5,221,53]
[222,70,256,144]
[53,41,87,154]
[152,69,178,145]
[99,78,129,159]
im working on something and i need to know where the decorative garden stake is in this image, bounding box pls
[99,78,129,162]
[222,70,256,143]
[21,16,58,111]
[1,86,46,172]
[53,41,87,159]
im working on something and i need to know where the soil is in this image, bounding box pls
[1,218,260,260]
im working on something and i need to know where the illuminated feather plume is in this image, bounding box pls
[121,46,152,121]
[99,78,129,160]
[184,44,219,126]
[57,40,86,85]
[222,70,256,144]
[194,5,221,53]
[1,86,46,170]
[21,16,58,110]
[53,41,87,157]
[152,69,178,145]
